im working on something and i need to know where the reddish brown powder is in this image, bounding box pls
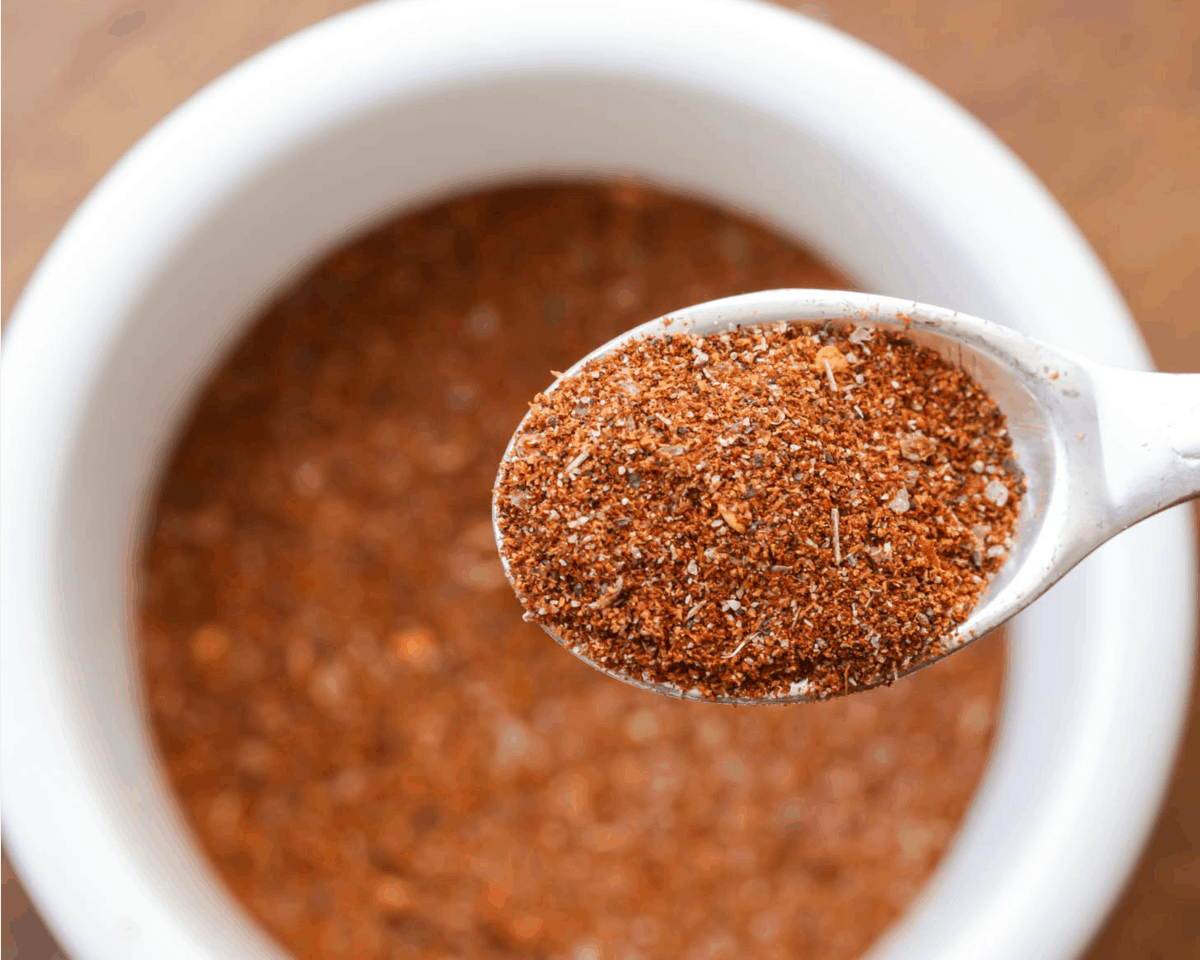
[494,324,1022,700]
[140,183,1006,960]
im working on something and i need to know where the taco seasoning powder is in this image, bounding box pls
[140,183,1006,960]
[494,323,1023,700]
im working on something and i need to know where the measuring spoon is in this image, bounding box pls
[493,290,1200,703]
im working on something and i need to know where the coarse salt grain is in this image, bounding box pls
[984,478,1010,506]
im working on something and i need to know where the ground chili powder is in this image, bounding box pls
[495,324,1022,700]
[141,183,1006,960]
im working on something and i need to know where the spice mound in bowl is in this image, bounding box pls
[494,323,1024,700]
[141,183,1009,958]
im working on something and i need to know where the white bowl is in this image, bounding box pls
[2,1,1195,957]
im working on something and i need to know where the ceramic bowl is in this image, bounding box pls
[2,1,1194,957]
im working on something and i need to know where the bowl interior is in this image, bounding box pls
[31,71,1054,952]
[3,3,1193,960]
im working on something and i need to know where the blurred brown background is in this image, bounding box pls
[3,0,1197,957]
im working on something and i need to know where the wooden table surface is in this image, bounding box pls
[3,1,1197,957]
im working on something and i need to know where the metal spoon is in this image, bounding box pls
[492,290,1200,703]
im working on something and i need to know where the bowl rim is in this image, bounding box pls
[2,1,1194,958]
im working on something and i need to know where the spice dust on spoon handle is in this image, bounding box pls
[492,289,1200,705]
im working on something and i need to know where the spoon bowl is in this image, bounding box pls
[494,289,1200,703]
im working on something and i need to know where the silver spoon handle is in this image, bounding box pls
[1093,367,1200,535]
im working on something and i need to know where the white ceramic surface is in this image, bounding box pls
[2,0,1194,958]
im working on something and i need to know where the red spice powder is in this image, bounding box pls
[140,183,1006,960]
[494,323,1022,700]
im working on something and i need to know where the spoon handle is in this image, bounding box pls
[1092,367,1200,535]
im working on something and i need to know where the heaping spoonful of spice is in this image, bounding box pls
[492,290,1200,704]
